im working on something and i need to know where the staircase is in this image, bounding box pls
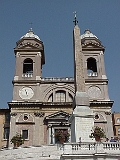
[0,144,63,160]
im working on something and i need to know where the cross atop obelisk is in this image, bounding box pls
[73,12,85,93]
[73,11,78,26]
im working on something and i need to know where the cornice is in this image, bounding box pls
[8,102,73,109]
[16,122,35,125]
[85,79,108,83]
[8,101,113,107]
[113,124,120,126]
[90,100,114,107]
[8,102,43,108]
[12,78,109,84]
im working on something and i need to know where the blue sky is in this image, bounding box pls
[0,0,120,112]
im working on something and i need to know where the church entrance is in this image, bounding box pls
[44,111,71,144]
[54,129,70,144]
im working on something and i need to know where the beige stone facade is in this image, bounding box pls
[112,112,120,140]
[0,109,10,148]
[0,26,114,148]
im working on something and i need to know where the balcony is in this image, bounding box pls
[41,77,74,82]
[22,73,33,78]
[88,72,98,77]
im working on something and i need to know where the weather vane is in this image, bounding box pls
[73,11,78,26]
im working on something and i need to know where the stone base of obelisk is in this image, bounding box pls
[69,91,94,142]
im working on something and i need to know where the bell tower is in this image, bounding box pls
[8,29,45,146]
[12,28,45,102]
[81,29,114,139]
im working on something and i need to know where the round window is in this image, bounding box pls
[24,114,28,121]
[95,114,99,119]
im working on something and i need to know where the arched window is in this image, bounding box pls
[47,91,73,102]
[118,128,120,135]
[68,93,73,102]
[117,118,120,123]
[48,93,53,102]
[23,58,33,77]
[87,58,97,76]
[56,90,66,102]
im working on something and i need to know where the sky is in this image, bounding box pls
[0,0,120,112]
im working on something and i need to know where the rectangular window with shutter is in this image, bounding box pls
[22,130,28,139]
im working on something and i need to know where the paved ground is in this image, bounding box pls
[0,145,63,160]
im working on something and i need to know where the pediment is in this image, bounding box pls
[15,42,43,50]
[45,111,70,120]
[94,113,107,122]
[82,41,105,50]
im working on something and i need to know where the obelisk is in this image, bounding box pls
[69,12,94,142]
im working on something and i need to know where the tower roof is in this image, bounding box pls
[20,28,40,40]
[81,29,98,39]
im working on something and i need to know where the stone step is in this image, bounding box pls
[0,145,62,160]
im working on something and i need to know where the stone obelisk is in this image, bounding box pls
[69,13,94,142]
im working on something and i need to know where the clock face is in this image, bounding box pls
[19,87,34,99]
[88,86,101,99]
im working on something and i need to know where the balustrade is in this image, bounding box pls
[88,72,98,77]
[41,77,74,81]
[63,142,120,155]
[22,73,33,77]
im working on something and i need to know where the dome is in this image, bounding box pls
[81,29,98,39]
[20,28,40,40]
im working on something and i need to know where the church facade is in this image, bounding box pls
[1,23,114,147]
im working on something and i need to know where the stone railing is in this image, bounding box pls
[41,77,74,82]
[1,143,120,160]
[63,142,120,155]
[88,72,98,77]
[22,73,33,77]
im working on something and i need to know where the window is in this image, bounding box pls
[5,112,10,122]
[3,128,9,139]
[48,92,73,102]
[87,58,97,76]
[95,114,99,119]
[117,118,120,123]
[24,114,28,121]
[68,93,73,102]
[118,128,120,135]
[48,93,53,102]
[22,130,28,139]
[56,90,66,102]
[23,58,33,77]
